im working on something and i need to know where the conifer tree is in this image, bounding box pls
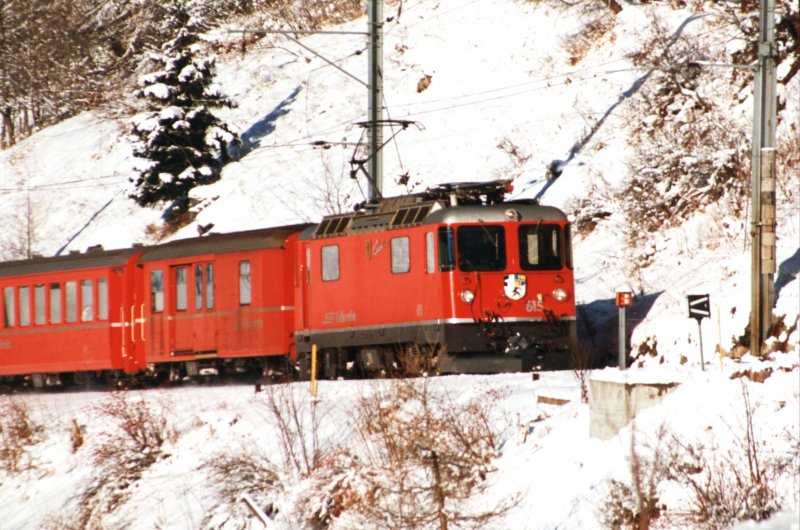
[129,2,239,217]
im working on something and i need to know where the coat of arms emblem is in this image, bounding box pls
[504,273,527,300]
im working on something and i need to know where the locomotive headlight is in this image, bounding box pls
[552,288,568,301]
[460,289,475,303]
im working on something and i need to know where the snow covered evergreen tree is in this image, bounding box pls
[129,2,239,218]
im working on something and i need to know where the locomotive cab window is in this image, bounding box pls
[391,237,410,274]
[438,227,455,272]
[457,225,506,272]
[321,245,339,282]
[239,261,251,305]
[519,224,563,271]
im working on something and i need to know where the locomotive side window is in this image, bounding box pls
[34,284,46,325]
[206,264,214,309]
[3,287,13,327]
[81,280,94,321]
[195,265,203,310]
[391,237,410,274]
[50,283,61,324]
[564,224,574,270]
[456,225,506,272]
[19,286,30,326]
[438,227,455,272]
[151,270,164,313]
[65,281,77,323]
[239,261,251,305]
[175,267,188,311]
[321,245,339,281]
[98,278,108,320]
[426,232,435,273]
[519,225,562,271]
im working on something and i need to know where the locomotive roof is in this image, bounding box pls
[138,224,311,262]
[306,180,568,240]
[0,247,142,278]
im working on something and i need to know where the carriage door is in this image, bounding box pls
[169,263,217,355]
[192,262,217,354]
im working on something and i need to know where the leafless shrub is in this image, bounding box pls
[261,383,328,478]
[600,424,670,530]
[570,344,592,403]
[563,13,616,66]
[68,392,175,528]
[662,382,793,529]
[344,379,517,530]
[0,398,43,473]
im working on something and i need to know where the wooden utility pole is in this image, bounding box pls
[750,0,778,355]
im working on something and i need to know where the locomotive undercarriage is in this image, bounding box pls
[296,318,577,379]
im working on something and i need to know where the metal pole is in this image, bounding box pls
[618,307,626,370]
[367,0,383,202]
[749,0,777,355]
[696,319,705,371]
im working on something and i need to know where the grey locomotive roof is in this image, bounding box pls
[138,224,311,262]
[0,247,142,278]
[424,202,567,224]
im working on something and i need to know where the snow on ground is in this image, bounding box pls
[0,0,797,528]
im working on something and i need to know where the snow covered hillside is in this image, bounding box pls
[0,0,797,528]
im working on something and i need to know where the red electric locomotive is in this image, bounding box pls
[0,180,575,388]
[294,180,577,377]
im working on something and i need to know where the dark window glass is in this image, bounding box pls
[456,225,506,272]
[564,224,573,270]
[519,224,563,271]
[437,227,455,272]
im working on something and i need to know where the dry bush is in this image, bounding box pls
[68,392,175,528]
[343,379,516,530]
[600,382,797,530]
[0,398,43,473]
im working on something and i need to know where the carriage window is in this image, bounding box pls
[321,245,339,281]
[19,286,30,326]
[34,284,46,325]
[195,264,203,310]
[175,267,188,311]
[206,264,214,309]
[391,237,410,274]
[239,261,251,305]
[98,278,108,320]
[438,227,455,272]
[519,224,562,271]
[426,232,435,274]
[3,287,13,327]
[81,280,94,321]
[457,225,506,272]
[65,281,77,323]
[50,283,61,324]
[151,270,164,313]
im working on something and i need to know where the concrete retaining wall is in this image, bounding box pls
[589,377,680,440]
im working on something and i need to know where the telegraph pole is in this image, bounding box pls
[367,0,384,202]
[750,0,778,355]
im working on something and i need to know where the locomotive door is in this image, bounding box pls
[169,263,217,355]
